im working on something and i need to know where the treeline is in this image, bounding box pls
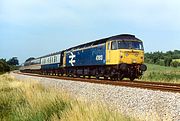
[0,57,19,73]
[145,50,180,67]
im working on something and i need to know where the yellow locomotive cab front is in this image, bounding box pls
[106,40,144,65]
[106,39,147,80]
[119,49,144,64]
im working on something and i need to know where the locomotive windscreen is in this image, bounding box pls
[112,41,144,50]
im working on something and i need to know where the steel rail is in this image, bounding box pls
[14,72,180,93]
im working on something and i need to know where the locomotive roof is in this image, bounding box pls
[67,34,141,51]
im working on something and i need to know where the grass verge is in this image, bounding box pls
[141,63,180,83]
[0,74,135,121]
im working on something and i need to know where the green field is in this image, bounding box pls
[173,59,180,62]
[0,74,135,121]
[141,63,180,83]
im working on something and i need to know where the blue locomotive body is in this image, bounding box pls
[65,44,106,67]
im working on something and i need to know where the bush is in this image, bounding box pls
[0,60,10,73]
[164,57,172,66]
[171,61,180,67]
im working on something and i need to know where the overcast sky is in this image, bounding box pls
[0,0,180,63]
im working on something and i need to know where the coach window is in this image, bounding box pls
[54,56,56,62]
[56,56,57,62]
[51,57,53,63]
[43,59,45,64]
[55,56,57,62]
[44,58,47,64]
[48,58,50,63]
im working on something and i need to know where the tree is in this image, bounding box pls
[0,59,10,72]
[7,57,19,66]
[164,57,172,66]
[0,61,4,72]
[145,50,180,67]
[172,50,180,59]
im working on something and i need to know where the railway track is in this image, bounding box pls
[15,72,180,93]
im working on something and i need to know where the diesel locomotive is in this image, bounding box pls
[20,34,147,81]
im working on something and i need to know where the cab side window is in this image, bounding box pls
[111,41,117,50]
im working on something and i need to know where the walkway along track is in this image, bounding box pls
[15,72,180,93]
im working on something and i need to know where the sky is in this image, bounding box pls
[0,0,180,63]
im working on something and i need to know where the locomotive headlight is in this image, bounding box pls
[120,51,123,58]
[132,59,136,63]
[120,51,123,55]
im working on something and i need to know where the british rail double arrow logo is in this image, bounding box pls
[69,52,76,66]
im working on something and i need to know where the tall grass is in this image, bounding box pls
[0,74,134,121]
[142,63,180,83]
